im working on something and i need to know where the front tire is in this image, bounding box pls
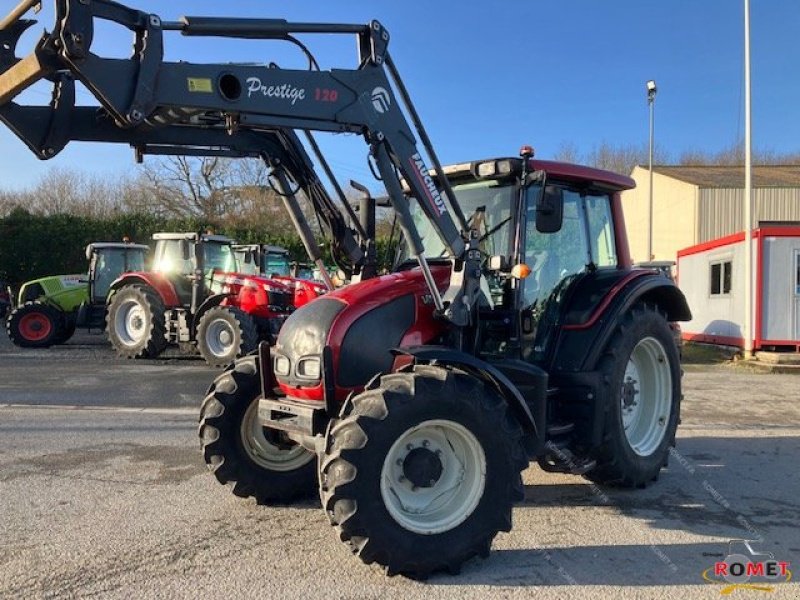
[199,355,317,503]
[6,302,62,348]
[584,304,681,488]
[196,306,259,368]
[106,285,168,359]
[320,365,527,578]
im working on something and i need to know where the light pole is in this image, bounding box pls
[646,79,657,262]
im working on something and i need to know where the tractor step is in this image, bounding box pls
[546,422,574,437]
[537,445,596,475]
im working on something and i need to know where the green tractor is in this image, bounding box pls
[6,242,149,348]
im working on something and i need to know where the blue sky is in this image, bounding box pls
[1,0,799,191]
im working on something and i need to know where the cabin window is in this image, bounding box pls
[710,260,732,296]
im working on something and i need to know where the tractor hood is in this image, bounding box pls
[18,274,88,312]
[273,265,451,400]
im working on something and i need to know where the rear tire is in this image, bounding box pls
[106,285,168,359]
[320,364,527,578]
[6,302,62,348]
[583,304,681,488]
[199,355,317,503]
[196,306,259,368]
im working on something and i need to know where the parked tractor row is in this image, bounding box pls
[4,233,327,367]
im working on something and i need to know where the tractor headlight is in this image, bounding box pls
[274,355,290,376]
[296,357,321,380]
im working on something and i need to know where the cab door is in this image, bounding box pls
[517,185,618,364]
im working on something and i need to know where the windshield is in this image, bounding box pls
[398,179,516,263]
[204,243,237,273]
[264,253,290,277]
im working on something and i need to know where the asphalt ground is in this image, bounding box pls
[0,332,798,599]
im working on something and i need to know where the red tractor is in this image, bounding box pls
[106,232,294,367]
[233,243,328,309]
[0,2,692,578]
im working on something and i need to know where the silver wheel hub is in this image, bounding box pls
[240,401,314,472]
[380,419,486,535]
[115,299,146,346]
[205,318,236,358]
[621,337,672,457]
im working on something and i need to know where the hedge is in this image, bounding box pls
[0,208,397,285]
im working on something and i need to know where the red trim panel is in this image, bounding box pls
[755,233,764,348]
[757,226,800,238]
[677,232,746,259]
[677,227,800,260]
[561,270,651,331]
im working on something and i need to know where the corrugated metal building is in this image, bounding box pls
[622,165,800,262]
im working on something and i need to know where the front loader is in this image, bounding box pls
[0,0,692,578]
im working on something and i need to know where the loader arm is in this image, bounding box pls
[0,0,482,327]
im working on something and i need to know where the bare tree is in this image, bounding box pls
[678,142,800,166]
[552,142,581,164]
[551,141,669,175]
[127,155,311,234]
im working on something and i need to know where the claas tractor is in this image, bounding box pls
[106,232,296,367]
[0,1,692,578]
[234,243,328,309]
[6,241,148,348]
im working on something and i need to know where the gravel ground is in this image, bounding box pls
[0,333,798,599]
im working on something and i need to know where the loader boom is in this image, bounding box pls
[0,0,482,327]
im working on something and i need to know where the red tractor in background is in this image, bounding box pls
[234,243,328,309]
[106,232,295,367]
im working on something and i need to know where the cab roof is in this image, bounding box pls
[85,242,149,259]
[152,232,233,244]
[439,158,635,192]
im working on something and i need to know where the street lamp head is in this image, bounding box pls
[646,79,657,99]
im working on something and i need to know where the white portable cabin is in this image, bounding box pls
[676,226,800,351]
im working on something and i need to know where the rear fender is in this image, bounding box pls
[108,273,180,307]
[553,272,691,373]
[396,346,545,455]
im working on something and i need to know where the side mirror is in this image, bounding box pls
[536,185,564,234]
[180,240,191,261]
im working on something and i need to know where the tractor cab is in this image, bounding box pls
[233,245,291,278]
[151,233,237,302]
[87,242,148,305]
[396,155,636,365]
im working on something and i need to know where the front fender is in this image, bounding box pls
[396,346,545,455]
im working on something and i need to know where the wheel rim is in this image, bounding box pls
[239,401,314,472]
[18,312,51,341]
[114,299,147,346]
[380,419,486,535]
[205,318,236,358]
[621,336,672,457]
